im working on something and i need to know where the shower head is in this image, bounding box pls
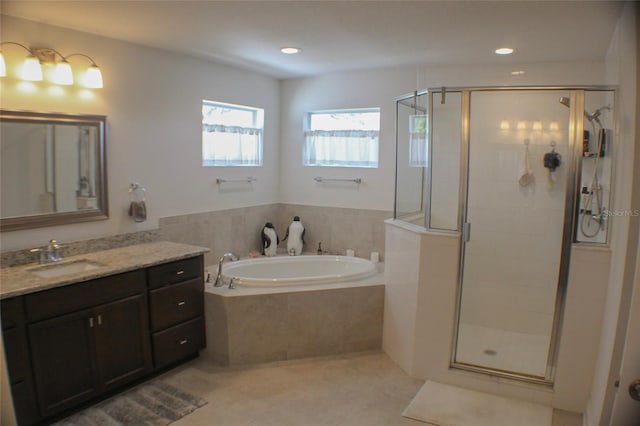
[558,96,608,125]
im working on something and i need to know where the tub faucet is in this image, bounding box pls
[214,252,238,287]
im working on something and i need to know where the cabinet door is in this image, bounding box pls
[94,294,152,390]
[28,309,98,417]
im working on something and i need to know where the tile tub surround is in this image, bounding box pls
[0,241,208,299]
[159,204,390,265]
[204,283,385,365]
[274,204,390,262]
[1,230,161,268]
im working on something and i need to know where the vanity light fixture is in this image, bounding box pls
[21,54,44,81]
[0,42,103,88]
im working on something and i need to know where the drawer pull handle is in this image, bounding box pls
[97,315,103,326]
[177,301,186,306]
[176,270,185,275]
[179,339,188,345]
[89,317,94,328]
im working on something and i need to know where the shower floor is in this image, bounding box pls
[455,323,552,378]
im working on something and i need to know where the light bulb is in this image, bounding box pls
[54,60,73,85]
[532,121,543,131]
[83,64,103,88]
[0,52,6,77]
[21,55,43,81]
[500,120,510,130]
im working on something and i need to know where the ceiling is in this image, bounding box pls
[0,1,625,79]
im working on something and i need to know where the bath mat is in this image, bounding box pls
[402,381,552,426]
[53,381,207,426]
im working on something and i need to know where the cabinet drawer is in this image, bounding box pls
[148,257,202,289]
[25,270,146,322]
[152,317,205,369]
[149,278,203,331]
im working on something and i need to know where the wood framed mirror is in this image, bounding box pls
[0,110,108,231]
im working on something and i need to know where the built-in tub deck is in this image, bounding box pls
[204,257,385,365]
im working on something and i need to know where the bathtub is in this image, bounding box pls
[203,254,385,364]
[214,255,377,287]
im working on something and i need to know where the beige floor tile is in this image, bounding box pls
[161,351,576,426]
[164,351,424,425]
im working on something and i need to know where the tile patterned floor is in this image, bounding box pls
[157,351,581,426]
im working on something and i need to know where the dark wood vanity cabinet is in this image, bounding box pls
[0,255,205,425]
[1,297,39,425]
[148,256,206,369]
[25,270,152,418]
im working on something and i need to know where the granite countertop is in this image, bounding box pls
[0,241,210,299]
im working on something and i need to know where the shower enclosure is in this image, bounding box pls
[395,87,615,384]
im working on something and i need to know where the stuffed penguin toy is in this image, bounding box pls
[261,222,279,257]
[283,216,305,255]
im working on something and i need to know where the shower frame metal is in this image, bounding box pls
[394,85,616,386]
[450,86,617,386]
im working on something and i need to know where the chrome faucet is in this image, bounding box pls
[214,252,238,287]
[46,239,62,262]
[31,239,63,264]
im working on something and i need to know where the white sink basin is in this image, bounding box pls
[28,260,105,279]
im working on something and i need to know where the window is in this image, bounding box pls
[303,108,380,167]
[202,100,264,166]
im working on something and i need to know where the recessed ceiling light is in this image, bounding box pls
[495,47,514,55]
[280,47,301,55]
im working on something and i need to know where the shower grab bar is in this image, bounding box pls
[314,177,362,184]
[216,177,257,184]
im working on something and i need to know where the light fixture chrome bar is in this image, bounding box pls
[216,177,256,184]
[313,177,362,184]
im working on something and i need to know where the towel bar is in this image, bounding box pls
[216,177,257,184]
[314,177,362,184]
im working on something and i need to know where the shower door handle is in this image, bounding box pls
[463,222,471,242]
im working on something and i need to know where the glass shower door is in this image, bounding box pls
[454,90,572,380]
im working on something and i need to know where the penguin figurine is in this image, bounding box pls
[283,216,305,255]
[261,222,279,257]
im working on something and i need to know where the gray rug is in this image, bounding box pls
[53,381,207,426]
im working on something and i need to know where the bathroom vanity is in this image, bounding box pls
[0,241,208,425]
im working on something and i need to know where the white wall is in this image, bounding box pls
[279,67,418,211]
[586,2,639,425]
[0,15,281,251]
